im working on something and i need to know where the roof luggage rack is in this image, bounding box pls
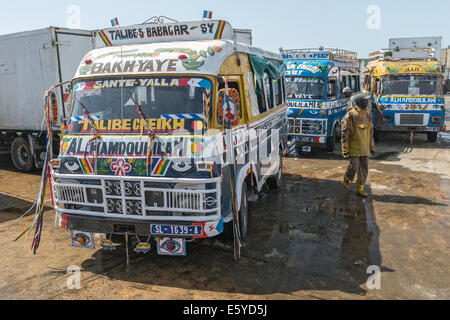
[280,47,358,63]
[369,47,436,62]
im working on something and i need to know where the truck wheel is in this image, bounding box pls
[222,182,248,242]
[335,122,341,143]
[427,132,437,143]
[326,127,336,152]
[267,149,283,189]
[11,137,33,171]
[238,182,248,242]
[374,129,380,143]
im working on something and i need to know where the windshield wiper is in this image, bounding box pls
[73,95,100,134]
[127,92,155,135]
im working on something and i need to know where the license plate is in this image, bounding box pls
[302,146,312,152]
[424,127,438,132]
[151,224,203,236]
[297,136,315,142]
[157,238,186,256]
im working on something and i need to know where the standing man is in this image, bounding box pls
[341,93,375,197]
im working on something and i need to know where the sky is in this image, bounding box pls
[1,0,449,58]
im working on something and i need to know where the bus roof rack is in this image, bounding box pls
[369,47,436,62]
[280,48,358,63]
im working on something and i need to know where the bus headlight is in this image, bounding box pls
[431,116,442,123]
[383,115,393,123]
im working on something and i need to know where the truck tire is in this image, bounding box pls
[238,182,248,242]
[222,182,248,242]
[326,127,336,152]
[11,137,33,172]
[427,132,437,143]
[373,129,380,143]
[267,148,283,189]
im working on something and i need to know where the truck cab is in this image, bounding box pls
[49,20,287,257]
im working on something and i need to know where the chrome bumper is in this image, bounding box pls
[51,170,222,222]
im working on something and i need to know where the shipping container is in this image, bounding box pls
[0,27,95,171]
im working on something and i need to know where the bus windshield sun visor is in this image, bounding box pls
[249,55,285,90]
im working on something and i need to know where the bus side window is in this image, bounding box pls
[273,78,283,106]
[281,76,286,103]
[374,78,380,95]
[327,80,337,99]
[255,81,266,114]
[263,73,274,109]
[217,81,242,127]
[364,75,371,92]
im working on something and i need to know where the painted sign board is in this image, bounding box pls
[96,20,233,47]
[282,51,332,60]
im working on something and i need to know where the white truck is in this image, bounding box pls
[0,27,95,171]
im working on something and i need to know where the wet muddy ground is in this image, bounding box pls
[0,101,449,300]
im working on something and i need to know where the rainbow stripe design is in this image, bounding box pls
[98,30,112,46]
[80,158,93,174]
[152,159,170,176]
[214,21,226,39]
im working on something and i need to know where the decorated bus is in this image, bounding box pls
[363,48,446,142]
[280,48,360,153]
[29,20,287,259]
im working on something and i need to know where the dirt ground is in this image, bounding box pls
[0,103,449,300]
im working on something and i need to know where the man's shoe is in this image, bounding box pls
[343,176,351,189]
[356,184,368,197]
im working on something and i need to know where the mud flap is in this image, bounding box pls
[288,137,298,157]
[156,238,186,256]
[71,230,95,249]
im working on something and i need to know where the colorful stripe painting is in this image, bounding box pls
[152,159,170,176]
[214,21,226,39]
[99,30,112,47]
[80,158,93,174]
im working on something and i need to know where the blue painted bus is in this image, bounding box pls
[280,48,360,153]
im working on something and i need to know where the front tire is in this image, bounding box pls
[267,149,283,189]
[11,137,33,171]
[223,182,249,242]
[373,129,380,143]
[238,183,248,242]
[326,127,336,152]
[427,132,437,143]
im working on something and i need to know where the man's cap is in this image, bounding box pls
[352,93,371,101]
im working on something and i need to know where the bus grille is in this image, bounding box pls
[399,114,424,125]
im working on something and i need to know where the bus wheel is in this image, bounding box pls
[335,122,341,143]
[238,182,248,242]
[11,137,33,172]
[267,149,283,189]
[427,132,437,143]
[222,182,248,242]
[374,129,380,143]
[326,128,336,152]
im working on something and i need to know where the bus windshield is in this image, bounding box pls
[69,76,211,134]
[285,77,326,100]
[381,75,441,96]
